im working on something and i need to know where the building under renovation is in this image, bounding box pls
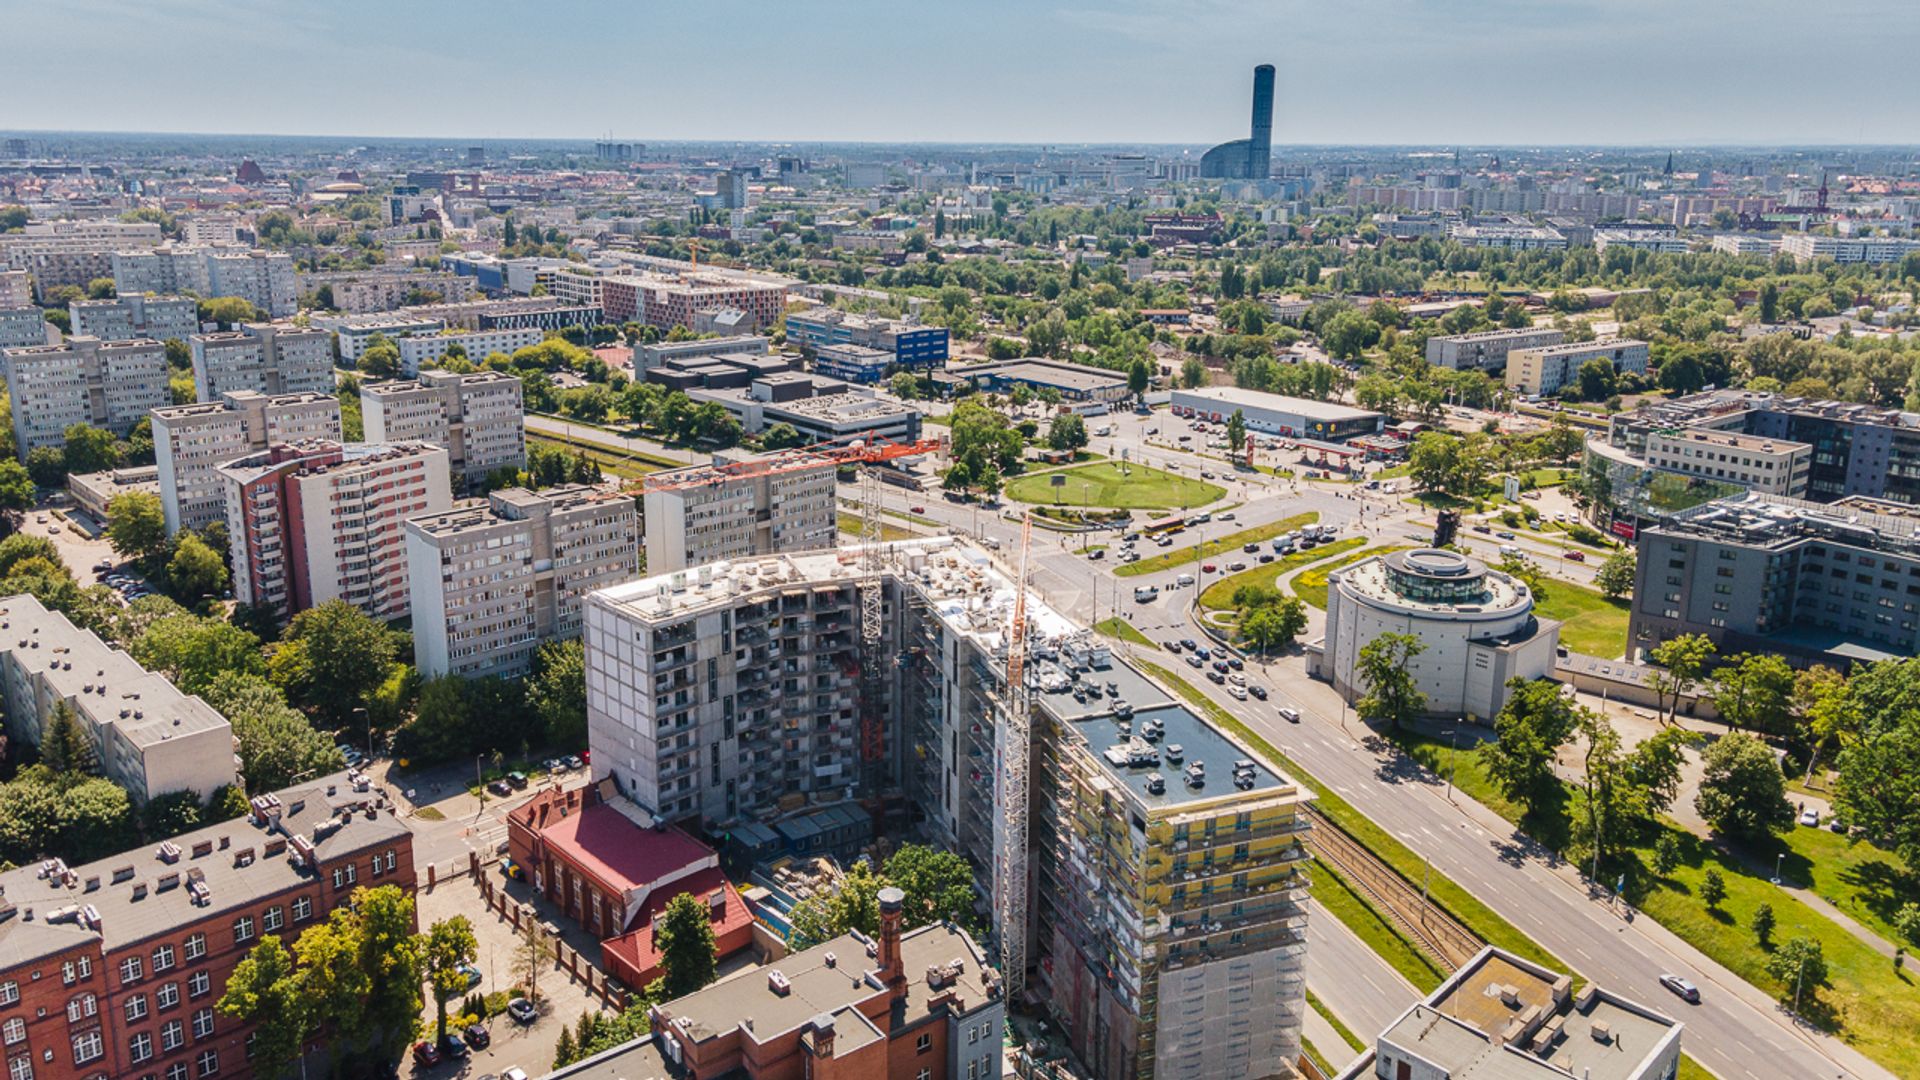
[582,537,1312,1080]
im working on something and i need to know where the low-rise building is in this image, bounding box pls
[1446,224,1568,250]
[1312,548,1559,719]
[641,448,838,573]
[1426,326,1565,372]
[68,295,199,343]
[0,593,236,802]
[688,377,923,445]
[1506,339,1650,397]
[1594,230,1693,254]
[1170,385,1384,441]
[220,441,452,622]
[785,309,949,379]
[151,390,343,533]
[66,464,160,520]
[958,358,1131,403]
[634,335,767,375]
[1334,946,1681,1080]
[406,485,637,678]
[0,769,412,1080]
[362,369,526,486]
[0,337,169,457]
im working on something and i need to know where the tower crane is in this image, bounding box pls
[995,511,1034,1002]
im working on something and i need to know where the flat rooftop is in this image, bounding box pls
[1067,702,1291,810]
[1647,427,1805,455]
[1173,385,1381,423]
[966,358,1128,393]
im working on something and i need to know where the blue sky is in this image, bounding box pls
[11,0,1917,144]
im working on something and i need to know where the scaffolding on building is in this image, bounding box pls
[996,512,1034,1003]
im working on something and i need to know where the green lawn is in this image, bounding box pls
[1390,731,1920,1076]
[1311,856,1446,993]
[1292,546,1411,609]
[1004,461,1224,511]
[1306,987,1369,1053]
[837,513,916,542]
[526,434,661,480]
[527,430,682,471]
[1199,537,1366,611]
[1092,618,1156,648]
[1533,582,1630,658]
[1114,512,1319,578]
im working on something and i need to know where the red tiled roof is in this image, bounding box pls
[537,803,713,897]
[601,869,755,984]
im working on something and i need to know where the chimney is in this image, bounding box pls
[877,886,906,991]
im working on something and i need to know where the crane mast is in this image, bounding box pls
[857,465,887,795]
[995,512,1034,1001]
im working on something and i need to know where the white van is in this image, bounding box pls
[1134,585,1161,603]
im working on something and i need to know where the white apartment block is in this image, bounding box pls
[151,390,343,534]
[641,448,838,573]
[179,213,243,246]
[68,294,199,342]
[21,220,163,245]
[1445,224,1568,250]
[319,315,444,362]
[0,307,47,349]
[1780,233,1920,265]
[0,337,169,456]
[297,270,478,313]
[188,323,334,400]
[0,593,237,803]
[406,485,637,678]
[1710,234,1779,257]
[219,441,452,622]
[112,245,297,316]
[361,369,526,486]
[1642,428,1811,498]
[1593,230,1692,254]
[0,270,31,307]
[394,327,544,375]
[1506,339,1651,396]
[1,241,122,291]
[1425,326,1565,372]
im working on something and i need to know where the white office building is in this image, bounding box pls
[406,485,637,678]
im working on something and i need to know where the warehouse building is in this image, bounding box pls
[1170,386,1384,442]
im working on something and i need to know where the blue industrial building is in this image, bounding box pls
[787,308,948,383]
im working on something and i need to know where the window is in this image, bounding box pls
[196,1049,218,1077]
[124,994,148,1022]
[8,1056,29,1080]
[3,1017,25,1045]
[916,1034,932,1054]
[0,983,14,1007]
[183,934,205,962]
[130,1032,153,1064]
[166,1064,188,1080]
[384,851,397,873]
[161,1020,184,1052]
[916,1070,931,1080]
[151,946,175,973]
[119,957,143,985]
[192,1008,213,1040]
[156,983,179,1010]
[66,994,96,1022]
[232,917,254,945]
[291,896,312,923]
[70,1031,102,1065]
[262,908,283,933]
[187,972,210,1000]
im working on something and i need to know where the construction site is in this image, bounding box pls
[580,531,1315,1080]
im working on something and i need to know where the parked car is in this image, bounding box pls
[464,1024,491,1050]
[487,779,512,797]
[507,997,538,1024]
[507,771,529,789]
[439,1033,470,1059]
[502,1069,530,1080]
[1799,807,1821,828]
[564,755,584,770]
[412,1042,443,1068]
[457,963,483,990]
[1658,974,1700,1003]
[1087,548,1105,560]
[1278,707,1301,724]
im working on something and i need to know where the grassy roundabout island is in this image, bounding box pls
[1004,461,1225,511]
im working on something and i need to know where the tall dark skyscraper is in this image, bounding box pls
[1201,64,1275,180]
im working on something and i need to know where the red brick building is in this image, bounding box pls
[0,771,413,1080]
[506,785,754,988]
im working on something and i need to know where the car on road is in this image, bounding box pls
[1185,654,1204,668]
[1564,551,1586,562]
[1206,670,1226,684]
[507,997,538,1024]
[1227,684,1247,700]
[1202,563,1216,573]
[1175,573,1195,588]
[1799,807,1820,828]
[1218,512,1236,521]
[1193,645,1209,659]
[1248,685,1268,700]
[464,1024,491,1050]
[1181,638,1197,651]
[1147,427,1158,435]
[910,506,925,514]
[1087,548,1105,560]
[1471,524,1492,534]
[1200,471,1215,479]
[1156,536,1174,547]
[1658,974,1700,1003]
[1226,657,1243,670]
[1258,553,1274,563]
[1228,561,1247,571]
[412,1042,443,1068]
[1278,707,1301,724]
[1211,660,1230,673]
[1164,640,1183,652]
[1242,543,1260,554]
[1227,673,1246,687]
[1495,531,1516,540]
[1134,585,1160,602]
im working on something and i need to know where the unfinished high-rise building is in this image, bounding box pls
[582,537,1312,1080]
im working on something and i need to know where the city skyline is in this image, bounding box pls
[9,0,1919,146]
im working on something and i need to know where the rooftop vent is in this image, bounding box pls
[768,969,792,996]
[156,841,182,864]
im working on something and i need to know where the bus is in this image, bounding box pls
[1143,514,1187,537]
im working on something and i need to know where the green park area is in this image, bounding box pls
[1532,583,1630,659]
[1199,537,1366,612]
[1004,461,1223,511]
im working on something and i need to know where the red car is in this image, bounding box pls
[1564,551,1587,562]
[412,1041,442,1068]
[1202,563,1217,573]
[910,506,926,514]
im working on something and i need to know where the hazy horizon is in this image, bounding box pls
[11,0,1920,146]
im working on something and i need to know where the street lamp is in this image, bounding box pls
[1771,852,1784,886]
